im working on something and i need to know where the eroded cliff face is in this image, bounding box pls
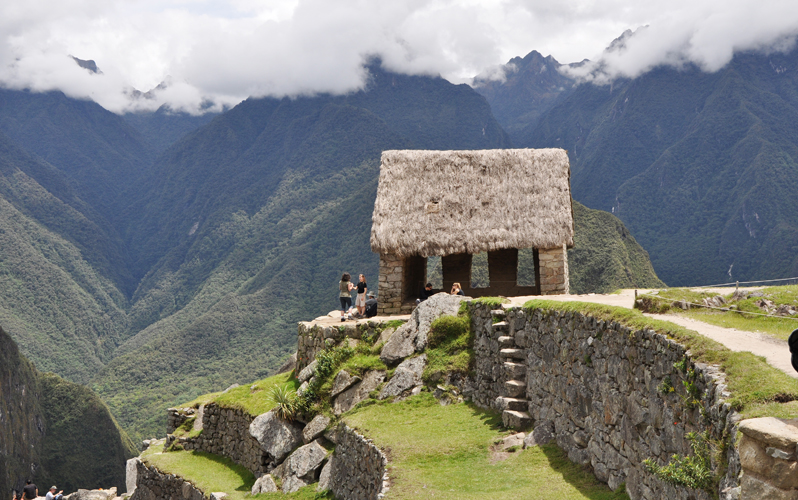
[0,326,46,496]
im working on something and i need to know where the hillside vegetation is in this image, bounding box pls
[0,64,664,444]
[0,326,136,495]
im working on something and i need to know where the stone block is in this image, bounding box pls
[502,410,532,429]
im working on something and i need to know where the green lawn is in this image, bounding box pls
[141,446,331,500]
[638,286,798,340]
[344,393,628,500]
[180,372,300,417]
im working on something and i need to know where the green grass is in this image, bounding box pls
[424,315,474,382]
[522,300,798,418]
[473,297,510,308]
[343,393,628,499]
[638,286,798,340]
[339,354,388,378]
[141,447,332,500]
[180,372,300,417]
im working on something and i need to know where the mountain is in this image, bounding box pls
[92,67,513,441]
[0,325,136,495]
[505,48,798,286]
[0,64,664,444]
[568,202,665,293]
[473,50,577,143]
[0,130,128,383]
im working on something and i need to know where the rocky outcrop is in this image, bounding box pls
[297,320,398,372]
[333,371,386,415]
[379,354,426,399]
[273,440,328,493]
[380,293,466,364]
[302,415,330,444]
[251,474,278,494]
[249,410,304,464]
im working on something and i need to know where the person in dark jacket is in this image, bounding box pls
[416,283,433,305]
[21,481,36,500]
[365,292,378,318]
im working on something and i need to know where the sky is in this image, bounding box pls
[1,0,797,114]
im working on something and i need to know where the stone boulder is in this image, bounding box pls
[210,493,227,500]
[249,410,304,462]
[277,352,297,374]
[532,420,555,445]
[330,370,360,398]
[380,293,467,364]
[277,440,328,493]
[251,474,279,494]
[379,354,427,399]
[333,371,386,415]
[298,359,318,383]
[126,458,139,494]
[303,414,331,444]
[316,457,333,492]
[67,488,117,500]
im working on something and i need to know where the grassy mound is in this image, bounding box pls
[181,372,300,417]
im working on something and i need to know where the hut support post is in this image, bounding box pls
[538,245,569,295]
[377,253,403,315]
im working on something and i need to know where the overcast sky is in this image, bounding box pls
[1,0,797,114]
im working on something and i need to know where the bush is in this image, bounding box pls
[427,315,471,349]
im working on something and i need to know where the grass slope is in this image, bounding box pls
[345,393,627,499]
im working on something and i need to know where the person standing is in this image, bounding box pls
[339,273,354,322]
[21,481,36,500]
[355,274,368,316]
[46,486,63,500]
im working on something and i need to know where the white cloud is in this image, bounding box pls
[0,0,797,113]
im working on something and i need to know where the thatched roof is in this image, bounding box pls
[370,148,574,257]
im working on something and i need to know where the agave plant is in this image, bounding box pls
[269,384,298,421]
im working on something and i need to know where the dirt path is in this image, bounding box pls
[508,290,796,379]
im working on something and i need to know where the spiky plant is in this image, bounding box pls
[269,384,298,421]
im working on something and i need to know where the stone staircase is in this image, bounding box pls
[492,309,532,430]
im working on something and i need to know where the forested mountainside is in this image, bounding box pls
[513,49,798,286]
[0,63,664,442]
[0,326,136,496]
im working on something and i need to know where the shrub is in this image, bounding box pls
[427,315,470,349]
[269,384,298,421]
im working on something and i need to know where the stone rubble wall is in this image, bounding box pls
[129,459,205,500]
[297,319,394,372]
[329,424,388,500]
[166,407,196,434]
[467,302,740,500]
[172,403,269,474]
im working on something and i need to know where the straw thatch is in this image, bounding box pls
[370,148,574,257]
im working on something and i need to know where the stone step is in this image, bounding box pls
[503,361,526,380]
[502,410,532,430]
[504,379,525,398]
[490,309,506,319]
[498,336,515,349]
[491,321,509,334]
[495,397,528,412]
[500,348,525,360]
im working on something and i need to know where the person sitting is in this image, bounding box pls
[365,292,378,318]
[416,283,433,305]
[451,282,465,296]
[46,486,63,500]
[21,481,36,500]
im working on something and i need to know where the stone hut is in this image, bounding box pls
[370,148,574,315]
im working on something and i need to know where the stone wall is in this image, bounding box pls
[170,403,269,474]
[329,424,388,500]
[129,459,205,500]
[297,319,395,372]
[738,417,798,498]
[467,302,740,500]
[377,253,414,315]
[538,245,569,294]
[166,407,196,434]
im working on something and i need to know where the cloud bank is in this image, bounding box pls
[1,0,797,113]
